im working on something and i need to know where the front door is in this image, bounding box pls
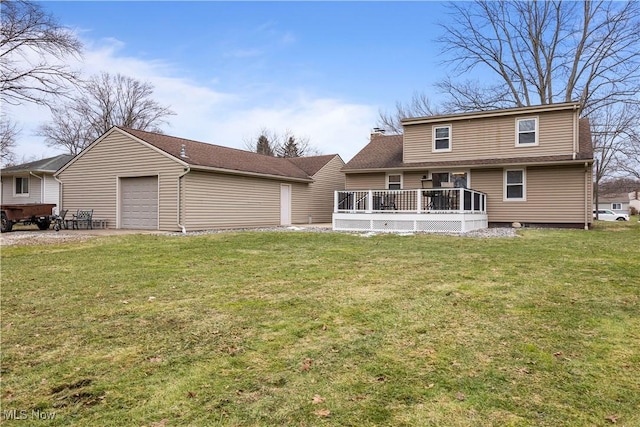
[280,184,291,225]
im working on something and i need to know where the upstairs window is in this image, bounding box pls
[387,174,402,190]
[516,117,538,146]
[433,125,452,152]
[15,176,29,196]
[504,169,525,201]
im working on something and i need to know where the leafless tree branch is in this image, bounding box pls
[0,115,21,165]
[38,72,175,154]
[1,0,83,107]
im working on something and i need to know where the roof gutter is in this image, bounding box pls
[402,102,581,125]
[177,166,190,234]
[189,164,313,183]
[342,158,595,174]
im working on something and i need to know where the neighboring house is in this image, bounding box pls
[335,102,594,232]
[596,193,630,214]
[55,127,344,231]
[1,154,73,215]
[628,190,640,214]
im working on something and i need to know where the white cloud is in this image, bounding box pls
[5,35,377,164]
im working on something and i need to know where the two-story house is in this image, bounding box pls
[333,102,594,232]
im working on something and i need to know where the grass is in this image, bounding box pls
[1,221,639,426]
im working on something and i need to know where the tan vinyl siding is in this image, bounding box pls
[291,182,310,224]
[345,173,386,190]
[183,171,313,230]
[404,109,576,163]
[57,132,184,231]
[403,171,431,189]
[304,156,345,223]
[471,164,591,224]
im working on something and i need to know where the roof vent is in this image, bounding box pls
[372,127,386,134]
[180,144,188,158]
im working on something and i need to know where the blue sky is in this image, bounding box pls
[10,1,461,162]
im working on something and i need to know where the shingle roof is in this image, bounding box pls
[1,154,74,174]
[343,133,404,170]
[598,193,630,203]
[286,154,341,176]
[120,127,336,181]
[343,118,594,171]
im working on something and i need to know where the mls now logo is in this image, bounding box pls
[2,410,28,420]
[2,409,56,420]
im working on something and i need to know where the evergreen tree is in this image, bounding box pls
[255,134,274,156]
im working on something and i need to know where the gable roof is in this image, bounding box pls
[286,154,342,176]
[1,154,74,174]
[344,118,593,172]
[58,126,339,183]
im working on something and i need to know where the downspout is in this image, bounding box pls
[29,172,43,203]
[54,175,64,213]
[177,166,190,234]
[572,110,578,160]
[584,162,589,230]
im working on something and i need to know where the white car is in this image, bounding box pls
[593,209,629,221]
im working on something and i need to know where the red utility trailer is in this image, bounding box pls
[0,203,56,233]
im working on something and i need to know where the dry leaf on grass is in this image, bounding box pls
[456,392,466,401]
[312,394,325,404]
[314,409,331,417]
[300,358,313,372]
[605,415,619,423]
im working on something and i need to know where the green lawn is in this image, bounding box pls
[1,222,639,426]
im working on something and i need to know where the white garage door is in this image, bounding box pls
[120,176,158,229]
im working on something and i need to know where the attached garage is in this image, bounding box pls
[55,126,345,231]
[120,176,158,229]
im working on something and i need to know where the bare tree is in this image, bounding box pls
[617,132,640,181]
[0,116,20,165]
[244,128,321,157]
[1,0,82,107]
[590,102,640,206]
[599,177,640,195]
[377,92,444,134]
[436,0,640,115]
[38,72,175,154]
[37,107,93,155]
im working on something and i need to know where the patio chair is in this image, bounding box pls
[381,194,397,210]
[71,209,94,230]
[53,209,68,231]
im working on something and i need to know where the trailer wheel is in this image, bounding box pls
[1,212,13,233]
[36,219,51,230]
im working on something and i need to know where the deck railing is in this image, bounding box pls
[335,188,487,214]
